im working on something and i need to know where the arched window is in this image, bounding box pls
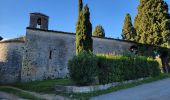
[36,18,41,28]
[129,45,138,54]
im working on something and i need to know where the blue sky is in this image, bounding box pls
[0,0,170,39]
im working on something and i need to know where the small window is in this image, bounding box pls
[49,50,52,59]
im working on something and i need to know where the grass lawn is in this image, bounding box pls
[0,74,170,100]
[0,79,73,100]
[13,79,74,93]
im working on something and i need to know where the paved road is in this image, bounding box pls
[91,78,170,100]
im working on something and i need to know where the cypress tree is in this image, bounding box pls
[134,0,170,46]
[122,13,136,41]
[93,25,105,38]
[84,4,93,52]
[76,11,84,55]
[79,0,83,13]
[76,4,93,55]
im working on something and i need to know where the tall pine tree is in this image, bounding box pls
[122,13,136,41]
[76,2,93,55]
[93,25,105,37]
[134,0,170,46]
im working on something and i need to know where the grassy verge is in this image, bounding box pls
[0,79,73,100]
[0,86,40,100]
[13,79,74,93]
[1,74,170,100]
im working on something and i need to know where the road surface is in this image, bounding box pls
[91,78,170,100]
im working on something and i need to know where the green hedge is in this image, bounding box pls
[68,52,161,86]
[68,51,98,86]
[97,54,161,84]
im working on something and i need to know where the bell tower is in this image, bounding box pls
[29,12,49,30]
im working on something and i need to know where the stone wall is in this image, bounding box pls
[0,42,24,84]
[93,37,135,55]
[21,28,135,82]
[21,29,76,82]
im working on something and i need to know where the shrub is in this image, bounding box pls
[68,52,161,85]
[147,58,161,77]
[68,51,98,86]
[97,54,161,84]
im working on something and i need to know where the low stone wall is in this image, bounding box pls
[55,78,147,93]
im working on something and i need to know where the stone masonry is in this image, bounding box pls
[0,42,24,84]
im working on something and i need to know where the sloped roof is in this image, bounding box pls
[0,36,25,43]
[30,12,49,18]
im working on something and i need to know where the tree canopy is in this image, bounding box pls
[122,13,136,41]
[134,0,170,47]
[78,0,83,13]
[93,25,105,38]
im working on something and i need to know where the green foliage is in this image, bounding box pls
[0,36,3,41]
[147,58,162,76]
[93,25,105,37]
[122,13,136,41]
[68,51,98,86]
[78,0,83,13]
[156,57,164,73]
[97,54,161,84]
[76,4,93,55]
[84,5,93,51]
[134,0,170,46]
[136,43,170,73]
[69,51,161,85]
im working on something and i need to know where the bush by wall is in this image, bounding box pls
[68,52,161,86]
[68,51,98,86]
[97,54,161,84]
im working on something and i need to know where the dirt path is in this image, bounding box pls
[0,86,71,100]
[91,78,170,100]
[0,91,23,100]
